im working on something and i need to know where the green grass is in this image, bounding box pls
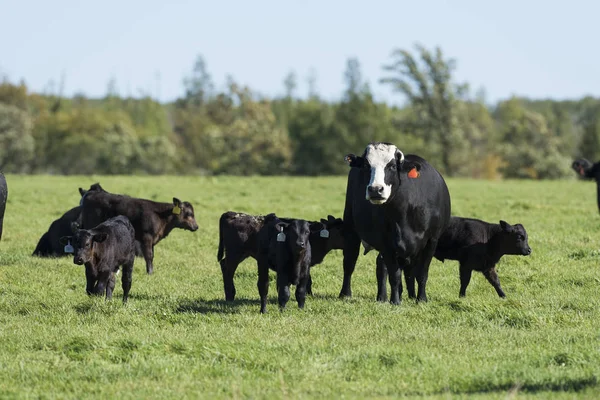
[1,175,600,399]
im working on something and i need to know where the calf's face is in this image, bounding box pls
[572,158,593,177]
[346,143,404,205]
[61,230,108,265]
[499,220,531,256]
[172,198,199,232]
[282,220,311,256]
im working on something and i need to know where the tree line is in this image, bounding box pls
[1,44,599,179]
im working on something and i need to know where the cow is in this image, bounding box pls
[0,172,7,241]
[571,158,600,213]
[433,217,532,298]
[60,215,136,303]
[342,142,451,304]
[33,184,106,257]
[217,212,344,301]
[256,214,323,313]
[80,189,198,274]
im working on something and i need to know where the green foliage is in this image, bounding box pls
[0,103,35,172]
[1,175,600,398]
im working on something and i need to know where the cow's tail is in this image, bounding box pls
[217,214,225,262]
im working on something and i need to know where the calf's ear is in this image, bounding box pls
[345,154,364,168]
[78,188,86,196]
[172,197,181,206]
[93,233,109,243]
[499,220,512,232]
[59,236,72,245]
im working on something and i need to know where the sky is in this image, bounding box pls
[1,0,599,105]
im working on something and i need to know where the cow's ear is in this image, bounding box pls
[320,218,328,224]
[275,222,286,232]
[345,154,364,168]
[173,197,181,206]
[395,148,405,165]
[70,221,80,234]
[499,220,512,232]
[93,233,108,243]
[78,188,86,196]
[59,236,72,245]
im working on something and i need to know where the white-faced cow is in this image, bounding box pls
[342,142,451,304]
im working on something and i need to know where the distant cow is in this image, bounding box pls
[33,184,106,257]
[217,212,344,301]
[343,142,451,304]
[257,214,322,313]
[433,217,532,298]
[0,172,7,241]
[61,215,136,303]
[80,189,198,274]
[572,158,600,213]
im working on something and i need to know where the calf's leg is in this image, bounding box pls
[105,272,116,300]
[122,258,134,303]
[295,275,309,309]
[482,267,506,298]
[277,271,291,310]
[459,263,473,297]
[141,235,155,274]
[257,259,270,314]
[220,254,244,302]
[340,229,361,298]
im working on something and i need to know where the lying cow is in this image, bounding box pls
[61,215,136,303]
[257,214,322,313]
[217,212,344,301]
[0,172,7,241]
[433,217,532,298]
[80,188,198,274]
[571,158,600,214]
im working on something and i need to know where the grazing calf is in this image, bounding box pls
[217,212,344,301]
[433,217,532,298]
[571,158,600,214]
[257,215,320,313]
[80,189,198,274]
[61,216,136,302]
[0,172,7,241]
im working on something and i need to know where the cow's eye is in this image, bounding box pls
[517,235,524,241]
[389,164,397,171]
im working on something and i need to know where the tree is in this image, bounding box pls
[0,103,35,172]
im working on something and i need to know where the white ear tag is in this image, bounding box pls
[277,226,286,242]
[64,241,74,254]
[320,229,329,238]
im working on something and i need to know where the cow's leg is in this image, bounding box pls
[122,258,134,303]
[105,271,116,301]
[295,275,309,309]
[141,235,154,274]
[277,271,291,311]
[482,267,506,298]
[257,259,270,314]
[414,240,437,303]
[306,273,313,296]
[382,252,402,305]
[95,274,107,298]
[340,229,361,298]
[376,253,388,302]
[459,262,473,297]
[85,268,96,295]
[220,254,245,302]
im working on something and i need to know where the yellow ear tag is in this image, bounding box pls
[172,205,181,215]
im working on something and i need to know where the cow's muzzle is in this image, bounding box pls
[74,257,84,265]
[366,185,387,204]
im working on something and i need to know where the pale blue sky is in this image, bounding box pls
[1,0,598,105]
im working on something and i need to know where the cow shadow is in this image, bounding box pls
[175,298,262,314]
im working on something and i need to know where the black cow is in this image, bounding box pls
[60,215,136,303]
[0,172,7,241]
[433,217,532,298]
[80,189,198,274]
[217,212,344,301]
[33,184,106,257]
[342,142,451,304]
[257,214,322,313]
[572,158,600,213]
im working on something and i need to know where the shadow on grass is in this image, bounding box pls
[175,298,261,314]
[455,375,598,394]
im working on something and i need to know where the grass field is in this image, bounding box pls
[1,174,600,399]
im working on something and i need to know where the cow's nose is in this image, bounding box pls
[297,241,305,248]
[367,185,384,196]
[525,247,532,255]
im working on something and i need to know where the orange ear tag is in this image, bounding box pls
[408,168,419,179]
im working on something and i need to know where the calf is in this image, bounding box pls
[60,215,136,302]
[257,214,321,313]
[433,217,532,298]
[0,172,7,241]
[217,212,344,301]
[80,189,198,274]
[571,158,600,214]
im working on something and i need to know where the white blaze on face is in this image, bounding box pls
[365,143,401,204]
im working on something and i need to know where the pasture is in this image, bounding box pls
[1,174,599,399]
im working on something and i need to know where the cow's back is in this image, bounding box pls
[434,217,492,261]
[220,212,265,259]
[94,216,136,264]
